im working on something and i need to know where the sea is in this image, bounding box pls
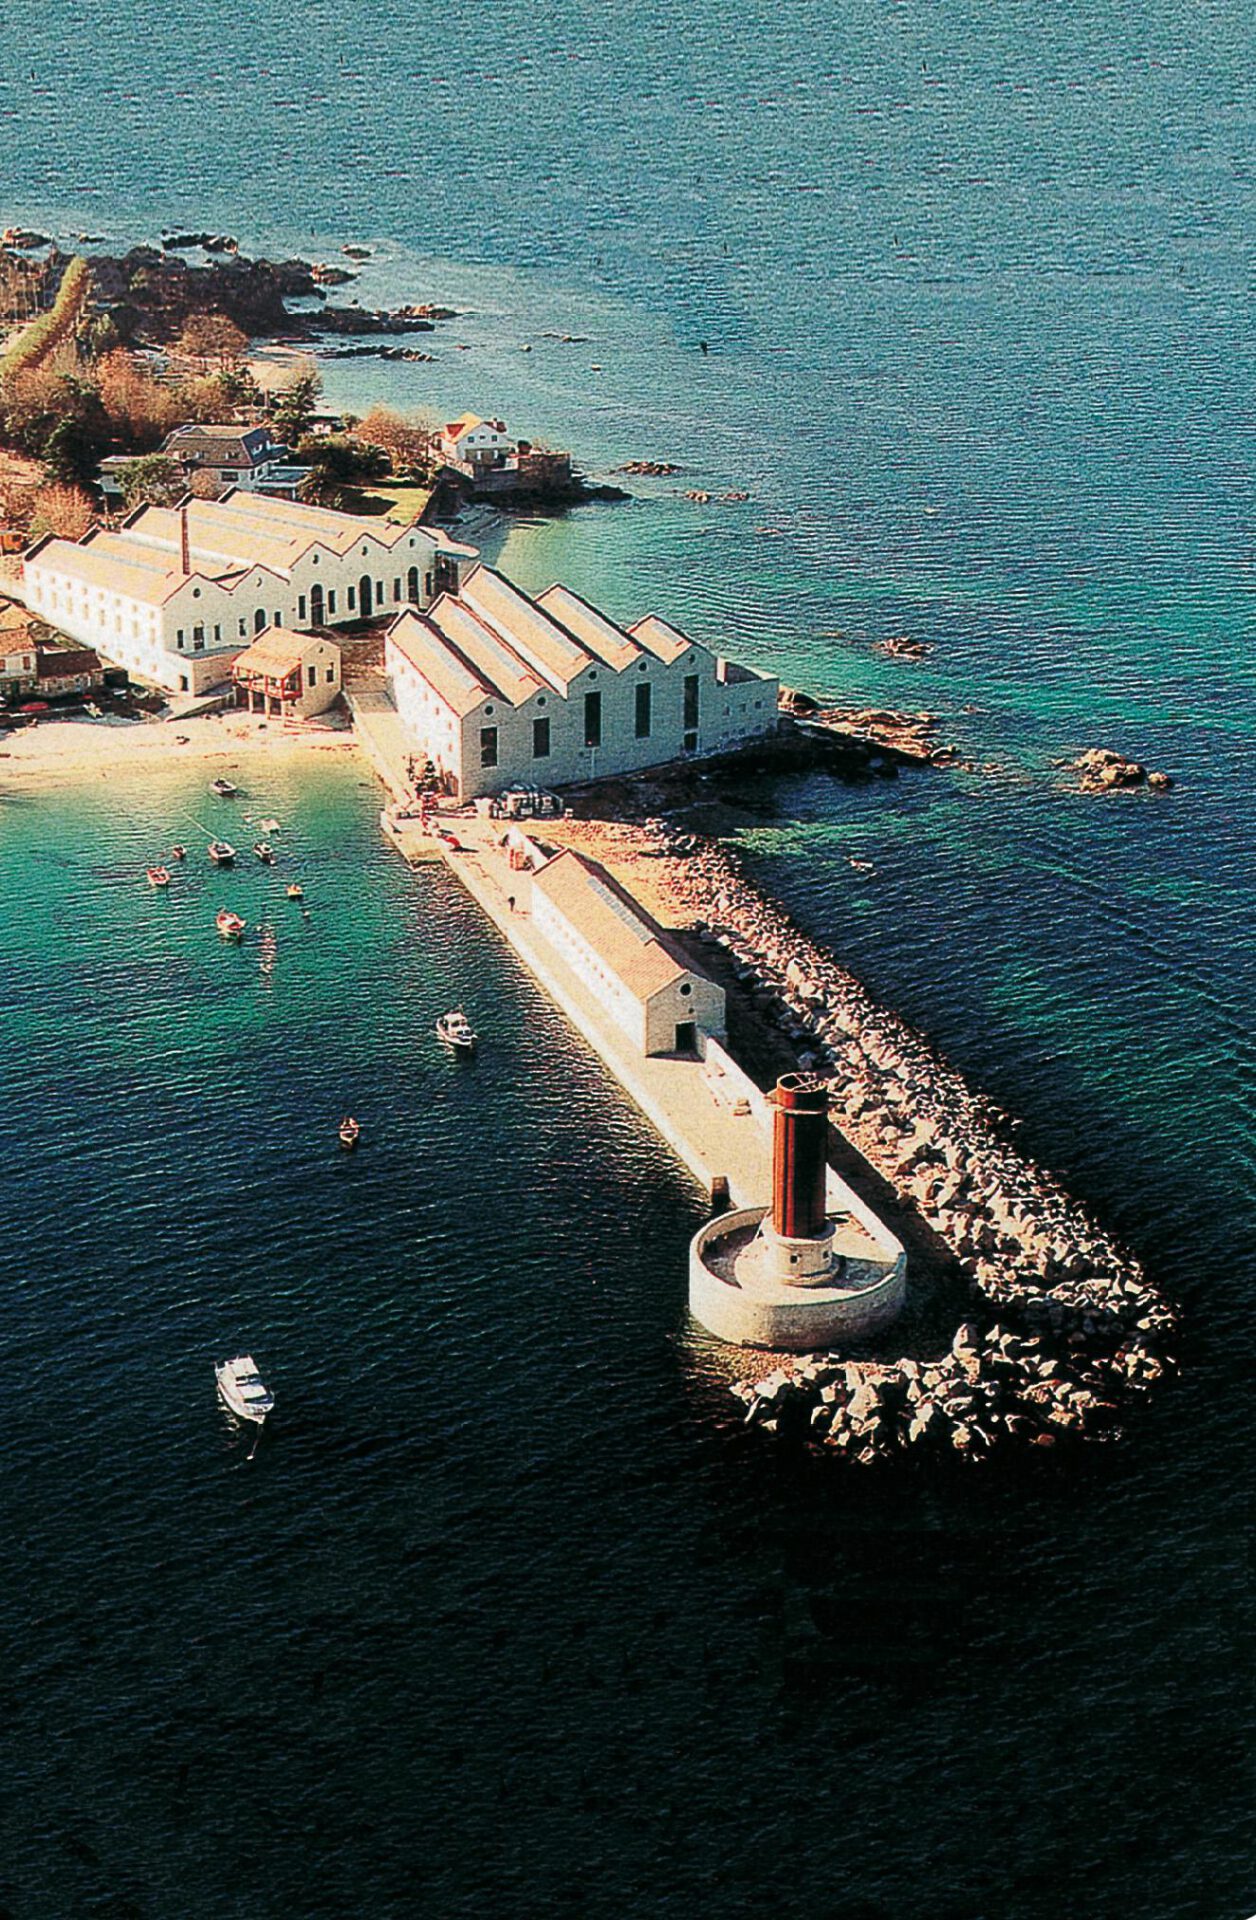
[0,3,1252,1915]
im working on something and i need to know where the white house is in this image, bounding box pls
[437,414,515,475]
[529,848,726,1057]
[23,491,476,695]
[384,568,779,800]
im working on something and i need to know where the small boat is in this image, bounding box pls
[83,701,103,718]
[436,1009,477,1054]
[254,841,275,864]
[286,883,304,900]
[215,1354,274,1425]
[171,844,187,861]
[147,866,171,887]
[208,841,236,867]
[216,908,246,940]
[210,777,238,798]
[338,1116,361,1151]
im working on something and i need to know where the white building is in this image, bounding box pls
[529,848,726,1057]
[23,491,475,695]
[384,569,778,800]
[437,414,515,476]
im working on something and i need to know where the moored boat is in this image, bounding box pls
[215,1354,274,1425]
[286,883,304,901]
[147,866,171,887]
[338,1115,361,1150]
[208,840,236,866]
[171,844,187,860]
[254,840,275,864]
[216,908,246,940]
[210,777,238,798]
[436,1009,477,1054]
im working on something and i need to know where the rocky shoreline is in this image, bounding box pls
[636,820,1178,1463]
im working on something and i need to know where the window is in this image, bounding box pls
[480,726,498,769]
[193,625,205,651]
[238,618,247,638]
[214,624,221,642]
[584,690,602,748]
[348,586,356,610]
[308,664,317,688]
[176,628,185,645]
[298,594,307,622]
[393,578,401,602]
[683,730,698,753]
[328,591,337,614]
[533,717,551,759]
[635,682,652,738]
[683,672,699,731]
[326,666,335,683]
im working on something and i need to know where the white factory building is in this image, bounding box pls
[22,491,475,695]
[384,568,778,799]
[529,848,726,1057]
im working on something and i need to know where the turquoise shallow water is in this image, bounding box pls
[0,0,1253,1912]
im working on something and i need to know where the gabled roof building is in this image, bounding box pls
[384,566,778,800]
[22,491,476,694]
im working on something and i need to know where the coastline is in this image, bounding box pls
[0,706,358,788]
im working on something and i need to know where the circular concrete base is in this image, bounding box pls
[689,1206,906,1351]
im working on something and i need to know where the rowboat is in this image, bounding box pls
[338,1116,361,1150]
[208,841,236,867]
[147,866,170,887]
[216,908,246,940]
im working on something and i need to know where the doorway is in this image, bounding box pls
[310,582,324,625]
[674,1021,697,1056]
[358,574,372,617]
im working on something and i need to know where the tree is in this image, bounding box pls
[43,414,108,488]
[356,405,436,478]
[115,454,186,510]
[178,313,249,370]
[187,467,223,501]
[271,363,322,445]
[297,434,388,506]
[28,482,95,540]
[96,350,182,448]
[83,313,122,361]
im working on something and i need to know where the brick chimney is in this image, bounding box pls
[179,504,190,577]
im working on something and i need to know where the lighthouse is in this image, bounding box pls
[687,1072,906,1349]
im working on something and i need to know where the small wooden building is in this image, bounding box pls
[232,626,341,721]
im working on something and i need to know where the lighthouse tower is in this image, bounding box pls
[687,1072,906,1349]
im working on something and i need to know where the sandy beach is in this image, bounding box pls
[0,706,360,788]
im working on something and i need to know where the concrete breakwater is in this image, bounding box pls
[640,822,1180,1461]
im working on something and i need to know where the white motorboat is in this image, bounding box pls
[210,777,238,798]
[215,1354,274,1424]
[436,1009,477,1054]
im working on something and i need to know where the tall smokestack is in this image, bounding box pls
[179,504,190,578]
[771,1073,829,1240]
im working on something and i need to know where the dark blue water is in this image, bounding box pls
[1,2,1253,1913]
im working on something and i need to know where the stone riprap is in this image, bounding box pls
[636,819,1179,1463]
